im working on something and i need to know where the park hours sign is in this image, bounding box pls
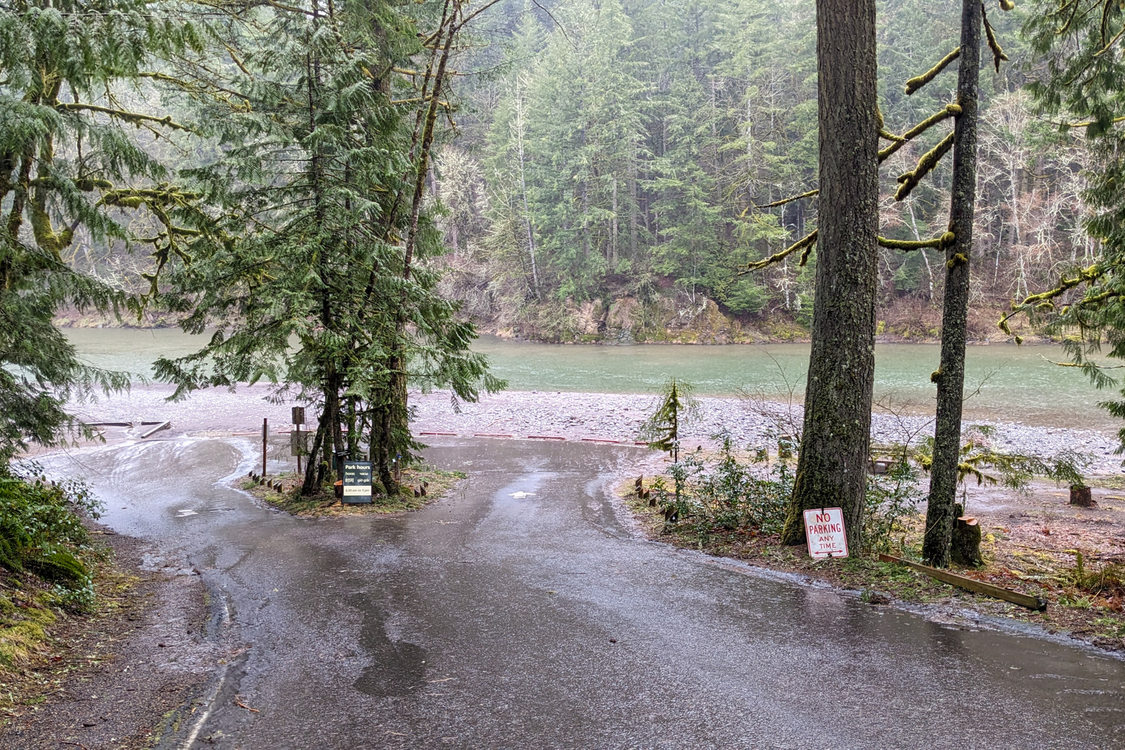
[342,461,373,504]
[803,507,849,559]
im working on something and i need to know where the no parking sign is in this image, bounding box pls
[803,507,849,559]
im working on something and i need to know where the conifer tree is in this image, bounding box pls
[779,0,880,553]
[156,0,502,496]
[1005,1,1125,450]
[0,0,198,461]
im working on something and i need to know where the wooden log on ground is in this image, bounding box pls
[139,421,171,439]
[878,553,1046,611]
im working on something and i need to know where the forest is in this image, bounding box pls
[2,0,1122,503]
[7,0,1098,346]
[424,0,1094,342]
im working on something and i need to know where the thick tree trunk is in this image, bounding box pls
[781,0,879,554]
[924,0,981,567]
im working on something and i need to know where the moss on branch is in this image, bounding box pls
[878,104,960,164]
[745,229,818,272]
[877,234,952,251]
[895,131,955,201]
[753,188,819,211]
[904,48,960,95]
[57,103,191,132]
[998,262,1106,335]
[982,6,1010,73]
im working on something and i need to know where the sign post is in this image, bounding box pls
[341,461,373,504]
[291,406,306,475]
[802,507,849,559]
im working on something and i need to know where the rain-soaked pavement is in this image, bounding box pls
[43,436,1125,748]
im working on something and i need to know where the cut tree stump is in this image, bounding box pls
[951,508,983,568]
[1070,484,1096,508]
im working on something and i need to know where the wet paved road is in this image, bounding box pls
[48,436,1125,748]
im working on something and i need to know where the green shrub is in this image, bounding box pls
[653,431,793,539]
[0,467,101,611]
[863,457,922,555]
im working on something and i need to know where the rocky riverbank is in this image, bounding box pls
[411,389,1123,476]
[65,384,1123,476]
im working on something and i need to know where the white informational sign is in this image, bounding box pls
[803,507,849,559]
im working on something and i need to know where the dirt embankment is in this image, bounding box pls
[440,281,1040,345]
[0,529,220,749]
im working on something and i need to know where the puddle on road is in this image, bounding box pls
[349,593,428,698]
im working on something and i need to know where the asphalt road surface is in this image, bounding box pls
[45,436,1125,748]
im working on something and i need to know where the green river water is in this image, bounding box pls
[64,328,1115,431]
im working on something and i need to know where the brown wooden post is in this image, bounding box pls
[262,418,268,478]
[291,406,306,477]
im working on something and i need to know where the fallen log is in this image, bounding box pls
[878,553,1046,611]
[139,421,171,439]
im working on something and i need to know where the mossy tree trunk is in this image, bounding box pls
[780,0,879,554]
[923,0,981,567]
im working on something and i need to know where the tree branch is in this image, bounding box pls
[982,5,1009,73]
[57,103,191,132]
[878,103,961,162]
[894,130,955,201]
[878,234,953,250]
[757,103,962,212]
[905,48,960,95]
[998,262,1106,336]
[744,229,818,272]
[753,188,818,210]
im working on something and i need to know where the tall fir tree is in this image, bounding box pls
[156,0,501,496]
[0,0,199,462]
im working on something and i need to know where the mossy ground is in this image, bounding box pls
[0,534,136,727]
[244,465,466,517]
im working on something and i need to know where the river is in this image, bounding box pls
[64,328,1115,431]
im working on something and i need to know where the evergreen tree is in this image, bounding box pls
[1007,1,1125,450]
[0,0,198,461]
[780,0,880,552]
[923,0,985,567]
[155,0,502,496]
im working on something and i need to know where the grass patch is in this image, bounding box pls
[245,465,466,517]
[0,588,57,672]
